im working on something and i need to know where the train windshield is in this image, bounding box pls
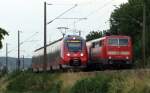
[119,39,128,46]
[108,38,128,46]
[68,42,82,52]
[108,38,118,46]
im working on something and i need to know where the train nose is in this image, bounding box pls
[70,59,81,66]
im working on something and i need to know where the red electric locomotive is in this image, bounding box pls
[86,35,133,68]
[32,35,88,72]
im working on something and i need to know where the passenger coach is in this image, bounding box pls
[32,35,88,71]
[87,35,133,68]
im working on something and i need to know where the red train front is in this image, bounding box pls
[32,35,88,72]
[61,35,88,68]
[87,35,133,68]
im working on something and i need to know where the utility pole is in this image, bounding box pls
[79,30,81,36]
[22,55,24,70]
[6,43,8,72]
[142,2,146,68]
[18,30,20,70]
[44,2,47,71]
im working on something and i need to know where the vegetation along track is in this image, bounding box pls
[0,68,150,93]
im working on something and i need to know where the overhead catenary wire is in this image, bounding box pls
[20,32,39,46]
[76,0,113,24]
[47,4,78,24]
[7,32,39,54]
[46,0,113,36]
[64,0,113,35]
[48,0,94,6]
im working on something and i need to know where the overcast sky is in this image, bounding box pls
[0,0,128,58]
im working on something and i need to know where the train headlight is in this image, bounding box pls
[80,53,84,57]
[66,53,70,56]
[109,56,112,59]
[126,56,129,59]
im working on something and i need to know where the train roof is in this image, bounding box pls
[87,35,130,43]
[34,35,85,52]
[64,35,84,40]
[34,37,63,52]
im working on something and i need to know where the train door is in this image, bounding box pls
[91,41,101,60]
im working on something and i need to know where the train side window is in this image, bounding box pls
[99,41,102,47]
[100,40,105,46]
[95,42,99,48]
[92,42,95,48]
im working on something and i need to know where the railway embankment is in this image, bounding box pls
[0,69,150,93]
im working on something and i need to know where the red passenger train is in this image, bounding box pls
[32,35,88,72]
[86,35,133,68]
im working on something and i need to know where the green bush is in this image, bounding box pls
[71,75,111,93]
[6,72,62,93]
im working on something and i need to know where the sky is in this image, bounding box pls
[0,0,128,58]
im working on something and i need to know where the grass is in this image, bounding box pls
[70,70,150,93]
[0,69,150,93]
[108,70,150,93]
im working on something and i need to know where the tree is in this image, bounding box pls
[86,30,110,41]
[0,27,8,48]
[86,31,103,41]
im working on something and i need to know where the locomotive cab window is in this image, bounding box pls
[108,38,129,46]
[119,39,128,46]
[108,38,118,46]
